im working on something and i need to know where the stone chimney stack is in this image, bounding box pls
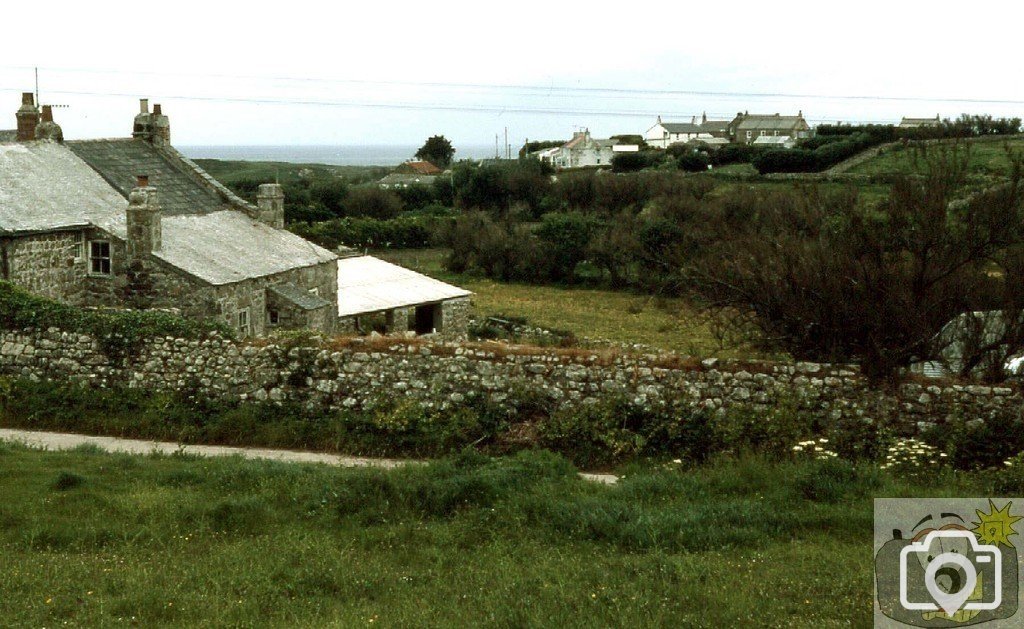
[126,175,162,259]
[35,105,64,142]
[132,98,152,141]
[256,184,285,229]
[16,92,39,141]
[150,103,170,145]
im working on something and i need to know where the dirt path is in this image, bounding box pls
[0,428,618,484]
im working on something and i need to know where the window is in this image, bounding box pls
[760,130,766,136]
[237,309,250,335]
[745,131,752,139]
[309,287,320,297]
[73,233,84,261]
[268,310,280,325]
[89,241,111,275]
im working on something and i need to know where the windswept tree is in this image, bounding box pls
[415,135,455,169]
[683,148,1024,382]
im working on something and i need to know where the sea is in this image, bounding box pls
[178,144,498,167]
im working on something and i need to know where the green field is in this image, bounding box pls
[377,249,761,357]
[193,159,388,187]
[848,135,1024,177]
[0,443,1002,627]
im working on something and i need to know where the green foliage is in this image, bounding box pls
[922,410,1024,470]
[0,281,231,359]
[415,135,456,168]
[675,151,711,172]
[712,397,818,459]
[539,395,719,467]
[290,215,439,250]
[791,458,880,502]
[342,186,404,219]
[534,212,602,282]
[51,471,86,491]
[611,151,666,173]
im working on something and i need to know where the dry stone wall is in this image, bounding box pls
[0,327,1019,433]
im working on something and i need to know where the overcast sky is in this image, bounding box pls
[2,0,1023,148]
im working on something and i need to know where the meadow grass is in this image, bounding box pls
[0,444,1003,627]
[377,248,760,357]
[849,135,1024,177]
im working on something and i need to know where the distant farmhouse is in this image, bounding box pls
[379,160,443,189]
[533,130,638,169]
[1,93,470,339]
[729,111,811,145]
[645,113,731,149]
[898,115,941,129]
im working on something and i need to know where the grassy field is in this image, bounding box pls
[0,443,1001,627]
[377,248,759,357]
[848,135,1024,177]
[193,159,388,186]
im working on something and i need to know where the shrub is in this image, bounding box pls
[676,151,710,172]
[713,398,817,459]
[343,186,403,219]
[52,471,86,491]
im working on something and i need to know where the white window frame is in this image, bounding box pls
[237,309,250,336]
[88,240,111,276]
[745,130,752,139]
[72,232,85,261]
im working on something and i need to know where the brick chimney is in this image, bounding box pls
[16,92,39,141]
[35,105,63,142]
[132,98,151,141]
[126,175,162,259]
[256,184,285,229]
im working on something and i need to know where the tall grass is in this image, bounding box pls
[0,445,1004,626]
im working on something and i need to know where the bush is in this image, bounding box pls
[343,186,403,219]
[290,215,438,250]
[51,471,86,491]
[676,151,710,172]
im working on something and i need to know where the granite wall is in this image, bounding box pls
[0,327,1018,433]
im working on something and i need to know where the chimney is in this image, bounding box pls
[16,92,39,141]
[702,112,707,124]
[126,175,162,259]
[256,183,285,229]
[35,105,64,142]
[150,103,170,144]
[133,98,152,140]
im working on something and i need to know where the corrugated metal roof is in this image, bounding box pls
[155,211,337,285]
[0,141,127,234]
[268,283,332,310]
[337,255,470,317]
[67,139,225,216]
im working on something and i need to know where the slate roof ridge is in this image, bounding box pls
[152,143,260,217]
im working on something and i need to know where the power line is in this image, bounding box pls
[3,63,1024,107]
[0,87,906,125]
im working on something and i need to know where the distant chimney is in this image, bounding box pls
[35,105,64,142]
[256,183,285,229]
[150,103,170,144]
[133,98,152,141]
[702,112,707,124]
[126,175,161,258]
[16,92,39,142]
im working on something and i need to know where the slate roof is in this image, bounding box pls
[734,115,808,131]
[155,211,336,285]
[337,255,470,317]
[660,122,705,134]
[268,283,333,311]
[0,138,336,285]
[0,141,126,234]
[67,139,225,216]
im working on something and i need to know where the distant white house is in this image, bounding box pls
[534,130,637,169]
[898,115,941,129]
[645,113,732,149]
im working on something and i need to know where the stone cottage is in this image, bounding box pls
[0,94,338,337]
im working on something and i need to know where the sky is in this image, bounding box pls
[2,0,1023,149]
